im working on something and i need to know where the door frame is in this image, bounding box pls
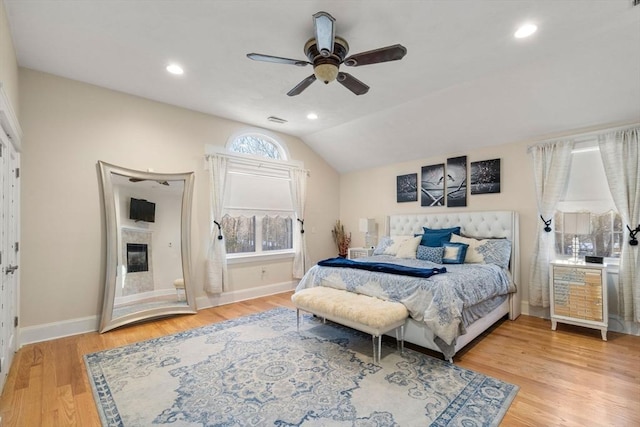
[0,85,22,393]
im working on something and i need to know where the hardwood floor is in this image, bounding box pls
[1,291,638,426]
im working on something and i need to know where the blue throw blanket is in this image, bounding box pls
[317,257,446,278]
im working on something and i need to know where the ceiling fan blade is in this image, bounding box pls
[287,75,317,96]
[343,44,407,67]
[247,53,310,67]
[313,11,335,57]
[337,72,369,95]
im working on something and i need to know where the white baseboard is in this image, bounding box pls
[19,281,298,347]
[19,315,100,346]
[114,288,176,305]
[520,300,531,316]
[196,281,297,309]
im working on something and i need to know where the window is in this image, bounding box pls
[228,132,286,160]
[217,131,296,259]
[554,210,622,258]
[555,142,622,260]
[221,214,293,254]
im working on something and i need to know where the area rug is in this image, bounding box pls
[84,308,518,426]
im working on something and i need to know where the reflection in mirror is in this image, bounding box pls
[98,161,196,332]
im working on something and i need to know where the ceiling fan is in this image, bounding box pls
[247,11,407,96]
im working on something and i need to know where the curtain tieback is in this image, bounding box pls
[297,218,305,234]
[213,220,224,240]
[627,224,639,246]
[539,215,552,232]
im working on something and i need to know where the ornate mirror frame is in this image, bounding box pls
[98,161,196,332]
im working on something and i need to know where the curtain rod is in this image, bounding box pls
[527,122,639,150]
[205,151,310,176]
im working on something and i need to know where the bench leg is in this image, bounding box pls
[371,334,383,364]
[296,309,300,332]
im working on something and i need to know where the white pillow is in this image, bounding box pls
[373,235,413,256]
[395,236,422,259]
[450,234,484,263]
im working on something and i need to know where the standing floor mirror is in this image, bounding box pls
[98,161,196,332]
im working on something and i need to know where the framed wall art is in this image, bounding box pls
[396,173,418,202]
[420,164,445,207]
[470,158,501,194]
[446,156,467,207]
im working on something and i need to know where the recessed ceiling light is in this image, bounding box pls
[166,64,184,75]
[307,113,318,120]
[514,23,537,39]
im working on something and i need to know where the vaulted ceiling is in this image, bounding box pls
[5,0,640,172]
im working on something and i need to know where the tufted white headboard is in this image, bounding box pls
[387,211,520,312]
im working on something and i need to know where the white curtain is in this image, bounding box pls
[599,127,640,321]
[206,155,229,293]
[290,168,309,279]
[528,140,575,307]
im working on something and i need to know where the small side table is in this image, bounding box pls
[348,247,374,260]
[549,260,608,340]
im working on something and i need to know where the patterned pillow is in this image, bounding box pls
[373,235,413,256]
[450,234,512,268]
[442,242,469,264]
[416,245,444,263]
[419,226,461,247]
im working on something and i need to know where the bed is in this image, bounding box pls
[295,210,521,361]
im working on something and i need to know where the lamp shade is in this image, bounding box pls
[359,218,375,233]
[564,212,591,235]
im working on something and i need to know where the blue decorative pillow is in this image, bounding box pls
[417,245,444,263]
[419,226,461,247]
[442,242,469,264]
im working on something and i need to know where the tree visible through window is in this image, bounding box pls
[554,211,622,259]
[222,132,294,256]
[229,134,283,160]
[554,142,622,260]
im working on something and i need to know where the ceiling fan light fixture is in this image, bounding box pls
[314,63,339,84]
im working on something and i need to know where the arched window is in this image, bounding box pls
[227,131,288,160]
[212,130,298,261]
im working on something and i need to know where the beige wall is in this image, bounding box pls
[0,0,18,113]
[19,68,340,328]
[339,141,539,308]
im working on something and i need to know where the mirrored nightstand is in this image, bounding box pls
[549,260,607,340]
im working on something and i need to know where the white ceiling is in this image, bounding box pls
[5,0,640,173]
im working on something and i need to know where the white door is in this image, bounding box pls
[0,123,19,392]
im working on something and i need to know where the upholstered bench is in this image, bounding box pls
[291,286,409,363]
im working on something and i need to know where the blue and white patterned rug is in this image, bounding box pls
[84,308,518,426]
